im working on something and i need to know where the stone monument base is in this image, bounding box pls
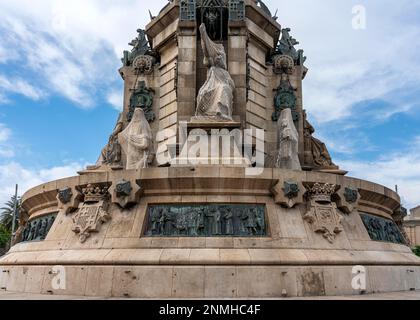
[1,167,419,298]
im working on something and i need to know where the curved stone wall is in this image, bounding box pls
[0,168,419,297]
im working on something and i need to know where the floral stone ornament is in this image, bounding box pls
[303,182,343,243]
[71,184,111,243]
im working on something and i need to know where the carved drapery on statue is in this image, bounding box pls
[276,108,301,170]
[145,204,266,237]
[196,23,235,121]
[303,111,338,170]
[118,108,154,170]
[96,113,124,168]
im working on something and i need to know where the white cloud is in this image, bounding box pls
[0,0,168,108]
[0,75,45,102]
[106,89,123,111]
[272,0,420,123]
[0,124,11,143]
[337,136,420,209]
[0,161,85,207]
[0,123,14,158]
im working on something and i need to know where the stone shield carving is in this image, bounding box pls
[303,183,343,243]
[71,184,111,243]
[128,81,155,123]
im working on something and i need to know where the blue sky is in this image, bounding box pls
[0,0,420,210]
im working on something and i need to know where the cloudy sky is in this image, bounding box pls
[0,0,419,210]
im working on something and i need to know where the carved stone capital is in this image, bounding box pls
[334,186,360,214]
[111,179,142,209]
[271,180,304,208]
[56,187,81,215]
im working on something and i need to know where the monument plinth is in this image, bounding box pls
[1,0,419,298]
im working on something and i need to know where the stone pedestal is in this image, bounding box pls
[1,168,419,298]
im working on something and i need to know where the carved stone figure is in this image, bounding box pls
[118,108,154,170]
[274,28,306,65]
[196,23,235,121]
[122,29,158,69]
[97,113,124,167]
[276,108,301,170]
[303,111,338,170]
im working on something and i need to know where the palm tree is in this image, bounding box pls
[0,195,21,232]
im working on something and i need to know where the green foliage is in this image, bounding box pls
[0,224,11,248]
[413,246,420,257]
[0,195,21,232]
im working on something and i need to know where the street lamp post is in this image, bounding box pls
[11,184,18,244]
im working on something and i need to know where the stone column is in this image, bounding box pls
[177,21,197,121]
[228,20,248,125]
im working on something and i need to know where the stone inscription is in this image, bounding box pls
[144,204,266,237]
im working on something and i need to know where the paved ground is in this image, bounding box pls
[0,290,420,300]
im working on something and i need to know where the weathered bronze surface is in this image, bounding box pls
[21,212,57,243]
[360,213,406,245]
[145,204,266,237]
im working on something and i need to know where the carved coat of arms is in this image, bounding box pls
[303,183,343,243]
[72,184,111,243]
